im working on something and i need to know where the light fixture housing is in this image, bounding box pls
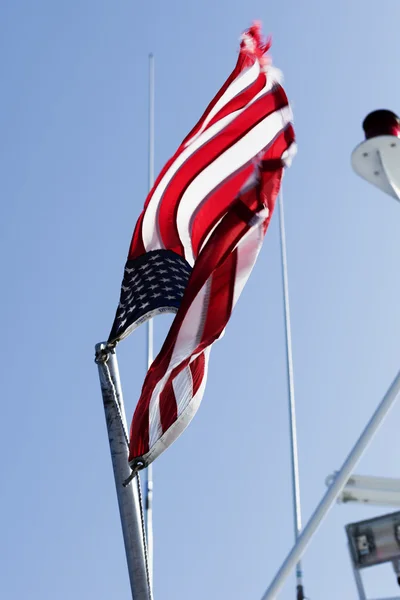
[347,510,400,570]
[351,109,400,200]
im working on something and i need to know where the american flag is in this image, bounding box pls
[108,22,296,470]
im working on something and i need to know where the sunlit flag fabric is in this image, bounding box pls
[108,22,296,470]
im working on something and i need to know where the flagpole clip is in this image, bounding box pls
[94,342,117,365]
[123,460,145,487]
[95,347,110,364]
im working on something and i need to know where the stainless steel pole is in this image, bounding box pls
[278,189,304,600]
[95,343,151,600]
[260,367,400,600]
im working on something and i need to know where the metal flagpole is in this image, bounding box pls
[260,367,400,600]
[277,188,304,600]
[95,343,151,600]
[145,52,155,587]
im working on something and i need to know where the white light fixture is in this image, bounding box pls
[351,109,400,200]
[326,473,400,507]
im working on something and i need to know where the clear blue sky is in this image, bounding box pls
[2,1,400,598]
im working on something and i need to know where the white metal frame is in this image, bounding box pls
[260,123,400,599]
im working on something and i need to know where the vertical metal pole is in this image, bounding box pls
[260,367,400,600]
[95,343,150,600]
[349,545,367,600]
[145,52,155,588]
[352,567,367,600]
[278,188,304,600]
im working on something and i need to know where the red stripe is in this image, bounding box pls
[129,378,150,459]
[128,151,180,259]
[261,124,295,165]
[159,379,178,434]
[128,210,146,259]
[189,353,206,397]
[200,250,237,343]
[157,86,289,256]
[159,359,190,432]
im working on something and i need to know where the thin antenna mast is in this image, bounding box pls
[145,52,155,588]
[278,187,304,600]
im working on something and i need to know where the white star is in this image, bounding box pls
[152,293,161,298]
[160,277,169,283]
[135,284,144,292]
[158,269,167,274]
[125,267,135,274]
[165,258,175,263]
[177,284,185,290]
[140,302,150,309]
[149,284,158,290]
[166,295,176,300]
[139,264,148,271]
[127,305,136,313]
[138,294,147,301]
[170,267,179,273]
[149,255,159,261]
[122,285,130,292]
[153,261,163,266]
[148,275,156,281]
[173,275,183,281]
[119,318,127,328]
[163,286,173,291]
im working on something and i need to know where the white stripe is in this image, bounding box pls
[177,105,292,264]
[148,277,211,448]
[173,365,193,417]
[184,61,260,147]
[232,219,265,309]
[141,70,276,254]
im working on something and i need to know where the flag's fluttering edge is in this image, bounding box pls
[108,22,296,470]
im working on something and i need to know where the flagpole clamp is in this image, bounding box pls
[123,461,145,488]
[95,342,116,365]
